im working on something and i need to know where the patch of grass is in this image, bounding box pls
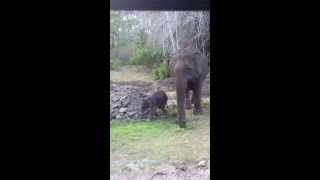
[202,97,210,109]
[110,110,210,173]
[111,59,122,70]
[111,120,176,140]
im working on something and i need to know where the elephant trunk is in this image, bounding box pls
[175,72,187,128]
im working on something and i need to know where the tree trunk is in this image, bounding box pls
[166,12,176,54]
[175,12,179,50]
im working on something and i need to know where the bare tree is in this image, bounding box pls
[111,11,210,64]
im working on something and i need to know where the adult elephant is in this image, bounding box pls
[169,45,209,128]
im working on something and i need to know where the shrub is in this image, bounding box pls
[152,68,159,79]
[129,46,162,68]
[111,59,122,70]
[152,63,170,80]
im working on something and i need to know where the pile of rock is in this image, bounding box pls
[110,84,150,121]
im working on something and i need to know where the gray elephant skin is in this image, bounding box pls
[170,46,209,128]
[141,90,168,119]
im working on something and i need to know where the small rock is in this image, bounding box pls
[112,103,120,108]
[176,165,187,171]
[119,107,127,113]
[126,163,140,171]
[197,160,207,167]
[119,95,128,101]
[167,100,176,106]
[112,97,118,102]
[121,100,130,107]
[127,112,136,117]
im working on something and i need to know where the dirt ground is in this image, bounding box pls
[110,80,153,93]
[110,160,210,180]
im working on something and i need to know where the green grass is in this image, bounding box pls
[203,97,210,109]
[110,109,210,174]
[111,59,122,70]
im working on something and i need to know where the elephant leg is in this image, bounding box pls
[185,90,192,109]
[193,82,203,115]
[176,79,187,128]
[191,91,195,104]
[148,106,157,120]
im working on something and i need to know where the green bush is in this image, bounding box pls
[129,46,162,68]
[111,59,122,70]
[152,68,159,79]
[152,63,170,80]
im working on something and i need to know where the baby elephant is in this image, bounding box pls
[141,90,168,119]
